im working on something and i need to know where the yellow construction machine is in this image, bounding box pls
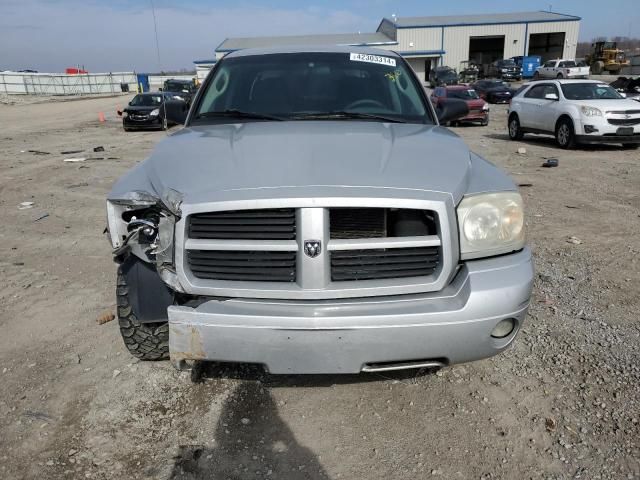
[586,41,630,74]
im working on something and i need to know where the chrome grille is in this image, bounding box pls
[178,201,453,300]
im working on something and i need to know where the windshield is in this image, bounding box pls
[448,89,480,100]
[487,81,508,88]
[130,94,163,106]
[500,60,516,67]
[193,52,430,124]
[165,81,192,92]
[561,83,623,100]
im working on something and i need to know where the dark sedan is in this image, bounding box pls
[471,80,514,104]
[120,93,188,131]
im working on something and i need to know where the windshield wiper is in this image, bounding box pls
[194,109,284,121]
[291,111,407,123]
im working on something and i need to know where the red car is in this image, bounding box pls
[430,85,490,125]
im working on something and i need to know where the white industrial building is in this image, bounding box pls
[199,11,580,84]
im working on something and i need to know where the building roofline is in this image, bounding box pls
[395,50,445,57]
[216,40,398,53]
[383,10,581,29]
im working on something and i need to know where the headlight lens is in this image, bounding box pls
[482,103,490,111]
[150,108,160,117]
[580,106,602,117]
[457,192,525,260]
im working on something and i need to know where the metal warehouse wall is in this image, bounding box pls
[526,21,579,59]
[442,24,525,67]
[395,28,442,52]
[441,21,579,68]
[382,20,580,70]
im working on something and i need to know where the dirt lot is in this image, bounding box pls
[0,95,639,480]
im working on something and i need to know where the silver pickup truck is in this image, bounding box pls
[106,46,533,374]
[534,59,590,80]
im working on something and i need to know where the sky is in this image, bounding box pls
[1,0,638,72]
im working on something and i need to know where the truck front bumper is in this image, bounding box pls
[168,248,534,374]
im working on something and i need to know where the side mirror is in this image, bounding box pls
[117,110,122,116]
[544,93,559,100]
[619,92,627,98]
[436,98,469,124]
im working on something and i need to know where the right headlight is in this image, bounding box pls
[457,192,525,260]
[580,106,602,117]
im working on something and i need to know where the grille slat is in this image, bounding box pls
[188,208,295,240]
[187,250,296,282]
[607,118,640,126]
[331,247,440,282]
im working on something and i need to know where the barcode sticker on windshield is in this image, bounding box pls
[350,53,396,67]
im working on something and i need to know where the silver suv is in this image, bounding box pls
[106,46,533,374]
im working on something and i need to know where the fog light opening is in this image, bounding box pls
[491,318,516,339]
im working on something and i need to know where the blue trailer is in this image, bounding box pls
[511,56,542,78]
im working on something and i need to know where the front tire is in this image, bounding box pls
[622,143,639,150]
[555,118,576,149]
[508,114,524,140]
[117,268,169,360]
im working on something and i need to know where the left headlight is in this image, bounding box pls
[457,192,525,260]
[150,108,160,117]
[106,191,177,265]
[580,106,602,117]
[482,103,490,111]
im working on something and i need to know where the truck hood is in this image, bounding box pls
[120,121,478,205]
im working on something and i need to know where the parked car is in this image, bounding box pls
[120,92,188,131]
[485,59,521,81]
[471,80,514,104]
[428,66,459,87]
[533,59,590,80]
[106,46,532,374]
[161,79,198,103]
[508,79,640,149]
[431,85,490,125]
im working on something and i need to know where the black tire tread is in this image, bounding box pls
[116,269,169,360]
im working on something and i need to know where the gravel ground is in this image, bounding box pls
[0,96,638,480]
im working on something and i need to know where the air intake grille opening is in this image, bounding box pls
[329,208,437,239]
[331,246,440,281]
[188,209,296,240]
[330,208,386,239]
[187,250,296,282]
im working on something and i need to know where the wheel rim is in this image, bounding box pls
[509,119,518,137]
[558,124,569,145]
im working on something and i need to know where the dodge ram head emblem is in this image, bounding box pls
[304,240,321,258]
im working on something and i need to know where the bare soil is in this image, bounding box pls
[0,96,638,480]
